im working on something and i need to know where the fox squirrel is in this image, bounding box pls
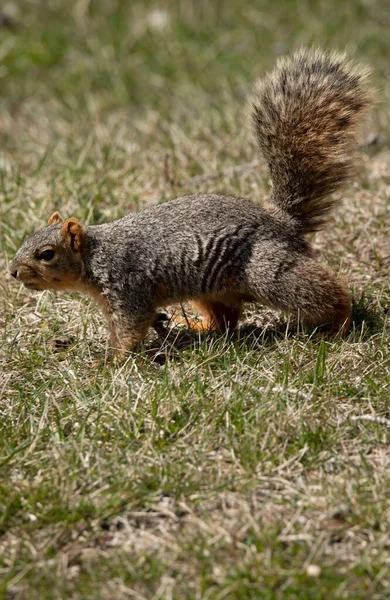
[9,48,371,354]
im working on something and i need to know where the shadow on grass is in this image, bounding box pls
[350,294,386,337]
[45,296,385,366]
[145,313,295,364]
[145,297,386,364]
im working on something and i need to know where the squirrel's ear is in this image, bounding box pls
[60,218,87,253]
[48,211,63,226]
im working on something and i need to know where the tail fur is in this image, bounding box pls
[250,48,371,232]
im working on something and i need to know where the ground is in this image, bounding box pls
[0,1,389,599]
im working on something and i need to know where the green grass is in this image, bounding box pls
[1,1,390,598]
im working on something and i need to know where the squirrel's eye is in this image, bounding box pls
[38,249,55,261]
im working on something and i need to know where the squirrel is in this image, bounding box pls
[9,48,371,355]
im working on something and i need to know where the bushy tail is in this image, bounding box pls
[250,48,371,232]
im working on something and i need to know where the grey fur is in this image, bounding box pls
[9,48,371,353]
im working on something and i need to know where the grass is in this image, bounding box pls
[1,0,390,598]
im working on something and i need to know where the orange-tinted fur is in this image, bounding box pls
[9,49,370,355]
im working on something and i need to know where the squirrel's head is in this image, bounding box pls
[9,212,87,292]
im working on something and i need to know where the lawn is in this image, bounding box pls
[0,1,389,598]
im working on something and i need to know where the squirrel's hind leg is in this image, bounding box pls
[173,296,243,332]
[245,258,351,335]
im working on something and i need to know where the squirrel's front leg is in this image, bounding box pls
[94,287,157,355]
[105,309,157,356]
[89,283,159,356]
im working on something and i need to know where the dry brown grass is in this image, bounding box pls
[0,1,390,598]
